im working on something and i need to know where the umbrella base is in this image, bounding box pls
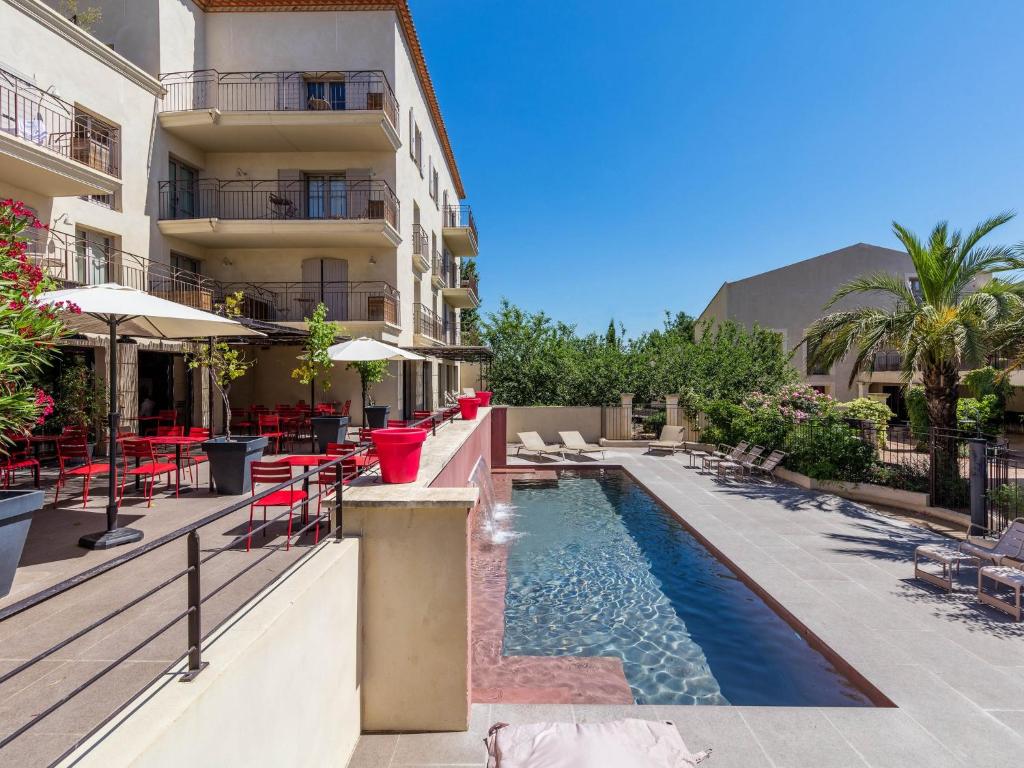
[79,527,144,550]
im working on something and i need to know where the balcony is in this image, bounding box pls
[443,272,480,309]
[411,225,430,273]
[442,205,478,257]
[158,70,400,152]
[27,230,214,311]
[413,302,443,344]
[0,68,120,196]
[430,249,447,290]
[157,178,401,248]
[212,280,399,328]
[873,352,903,372]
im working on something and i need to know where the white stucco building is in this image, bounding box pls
[1,0,480,426]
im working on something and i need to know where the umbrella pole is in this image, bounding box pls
[79,319,144,550]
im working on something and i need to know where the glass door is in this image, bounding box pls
[305,80,346,110]
[306,174,347,219]
[74,229,112,285]
[169,158,197,218]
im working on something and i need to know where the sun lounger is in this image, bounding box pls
[700,442,748,472]
[734,449,786,480]
[978,564,1024,620]
[648,425,686,453]
[717,446,765,477]
[559,431,605,459]
[960,518,1024,566]
[516,431,562,459]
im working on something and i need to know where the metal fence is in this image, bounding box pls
[0,411,457,763]
[158,69,399,130]
[158,178,400,230]
[212,280,399,325]
[987,446,1024,533]
[601,404,709,442]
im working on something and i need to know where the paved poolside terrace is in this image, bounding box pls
[353,447,1024,768]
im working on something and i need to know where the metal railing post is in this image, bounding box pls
[182,530,208,681]
[334,464,345,540]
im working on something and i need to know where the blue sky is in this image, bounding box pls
[412,0,1024,336]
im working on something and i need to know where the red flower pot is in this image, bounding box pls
[476,391,493,406]
[458,396,481,420]
[371,427,428,484]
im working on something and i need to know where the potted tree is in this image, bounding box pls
[0,198,72,596]
[52,360,107,457]
[292,302,349,451]
[187,291,266,494]
[349,360,391,428]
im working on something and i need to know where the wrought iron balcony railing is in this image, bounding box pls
[0,67,121,177]
[158,178,399,230]
[158,69,399,130]
[414,303,443,341]
[27,230,212,310]
[213,281,399,325]
[412,224,429,259]
[442,204,478,243]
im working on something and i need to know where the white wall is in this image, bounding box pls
[59,539,361,768]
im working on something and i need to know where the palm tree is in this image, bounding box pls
[806,212,1022,440]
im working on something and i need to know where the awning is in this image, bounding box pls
[404,345,493,362]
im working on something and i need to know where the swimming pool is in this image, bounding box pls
[501,470,873,706]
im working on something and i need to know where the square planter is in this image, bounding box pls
[0,490,43,597]
[310,416,351,453]
[363,405,391,430]
[203,436,268,495]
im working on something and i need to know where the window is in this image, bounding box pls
[73,228,113,285]
[414,126,423,174]
[80,191,115,209]
[804,331,830,376]
[305,79,346,110]
[908,275,923,302]
[171,252,201,275]
[305,173,347,219]
[72,108,119,176]
[168,157,198,218]
[408,109,415,159]
[429,158,439,204]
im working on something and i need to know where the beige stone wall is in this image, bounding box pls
[59,538,362,768]
[342,497,472,731]
[506,406,602,444]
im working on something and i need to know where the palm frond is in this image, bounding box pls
[824,271,917,310]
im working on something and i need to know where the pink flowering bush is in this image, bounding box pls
[0,199,74,452]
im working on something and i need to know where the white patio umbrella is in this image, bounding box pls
[326,337,425,425]
[36,283,264,550]
[325,336,425,362]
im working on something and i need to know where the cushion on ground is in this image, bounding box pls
[485,718,709,768]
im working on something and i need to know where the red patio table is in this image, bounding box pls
[141,435,207,494]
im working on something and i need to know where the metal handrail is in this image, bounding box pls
[0,409,461,756]
[158,177,400,230]
[442,204,478,243]
[0,66,121,177]
[158,69,399,129]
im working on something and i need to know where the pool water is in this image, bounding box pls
[501,470,873,706]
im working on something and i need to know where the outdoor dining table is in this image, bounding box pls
[140,435,207,494]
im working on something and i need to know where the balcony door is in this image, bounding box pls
[301,257,348,321]
[305,174,347,219]
[168,158,198,218]
[73,228,113,286]
[305,80,346,110]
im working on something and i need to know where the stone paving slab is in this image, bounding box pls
[351,449,1024,767]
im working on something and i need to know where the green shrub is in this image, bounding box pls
[957,395,1001,435]
[642,410,667,436]
[962,366,1011,404]
[905,386,930,444]
[866,462,929,493]
[783,420,877,481]
[840,397,895,447]
[990,483,1024,516]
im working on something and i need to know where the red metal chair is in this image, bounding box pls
[53,438,109,508]
[230,407,253,434]
[157,409,178,428]
[248,462,307,552]
[327,441,378,475]
[341,400,351,417]
[258,414,288,454]
[179,427,210,483]
[119,439,178,507]
[314,403,336,415]
[312,459,359,544]
[1,435,40,489]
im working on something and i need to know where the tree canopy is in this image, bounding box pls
[480,300,796,407]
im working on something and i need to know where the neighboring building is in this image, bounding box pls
[698,243,946,413]
[2,0,480,427]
